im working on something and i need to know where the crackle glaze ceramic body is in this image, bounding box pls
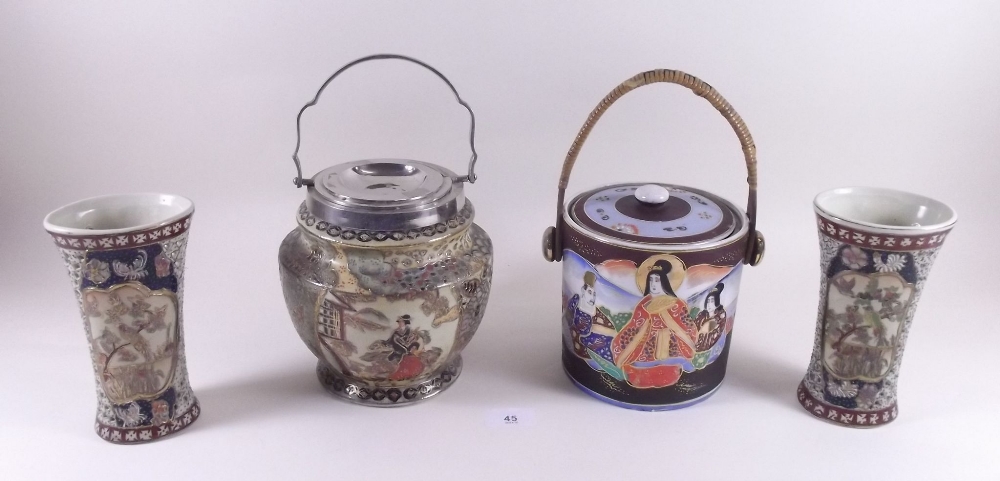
[798,187,956,427]
[279,55,493,406]
[543,70,764,410]
[44,193,199,443]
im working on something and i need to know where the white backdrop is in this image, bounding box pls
[2,2,998,480]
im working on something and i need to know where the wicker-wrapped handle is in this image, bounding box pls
[548,69,762,265]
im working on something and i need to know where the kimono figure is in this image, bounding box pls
[387,315,425,381]
[694,283,727,352]
[565,272,616,363]
[584,310,617,364]
[610,260,696,388]
[565,273,595,358]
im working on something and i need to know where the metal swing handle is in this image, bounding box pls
[548,69,762,265]
[291,54,479,187]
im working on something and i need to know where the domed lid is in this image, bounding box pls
[305,159,464,231]
[569,183,737,245]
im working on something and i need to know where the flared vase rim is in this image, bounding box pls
[813,186,956,234]
[43,193,195,236]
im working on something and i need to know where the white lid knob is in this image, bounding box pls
[635,184,670,204]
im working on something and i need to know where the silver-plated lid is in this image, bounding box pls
[569,183,738,246]
[306,159,465,231]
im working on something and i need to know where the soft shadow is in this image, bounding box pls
[471,324,579,394]
[451,270,584,404]
[191,365,324,427]
[723,346,806,412]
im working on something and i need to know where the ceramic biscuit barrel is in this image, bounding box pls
[543,70,765,410]
[279,55,493,406]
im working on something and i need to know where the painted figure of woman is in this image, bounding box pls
[694,283,727,352]
[387,315,424,381]
[610,259,696,388]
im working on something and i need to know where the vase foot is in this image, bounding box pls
[94,399,201,444]
[797,382,897,428]
[316,358,462,407]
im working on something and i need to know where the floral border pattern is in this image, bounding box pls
[95,402,200,444]
[316,358,462,406]
[297,203,473,243]
[48,215,192,251]
[816,216,951,252]
[797,383,896,427]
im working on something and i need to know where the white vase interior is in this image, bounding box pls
[814,187,956,231]
[43,193,194,235]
